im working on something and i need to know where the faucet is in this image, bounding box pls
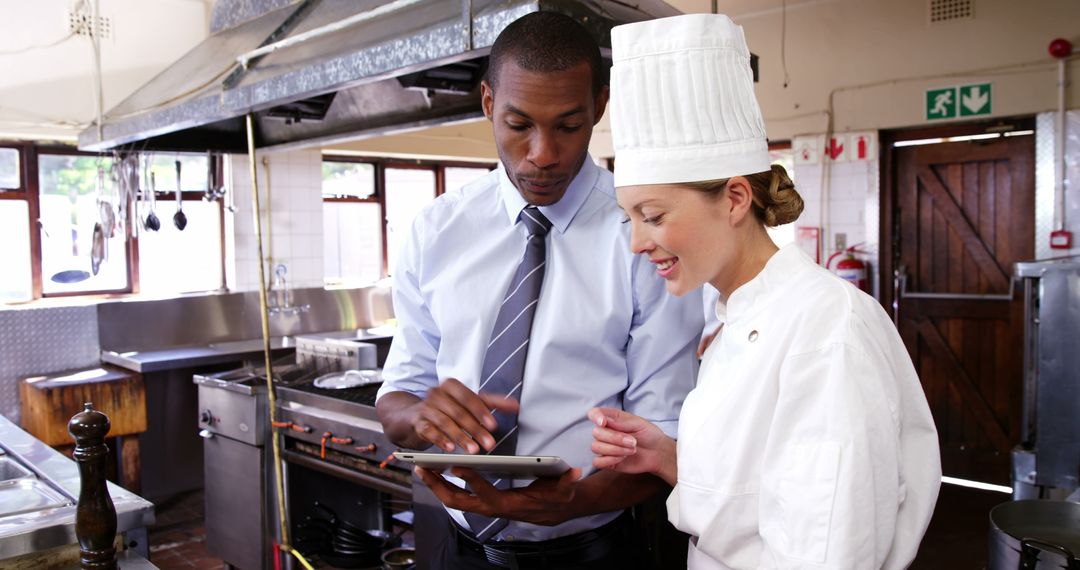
[267,264,310,316]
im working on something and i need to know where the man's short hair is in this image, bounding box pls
[485,11,607,97]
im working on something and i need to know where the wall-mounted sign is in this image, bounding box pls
[958,83,992,116]
[926,83,992,120]
[795,137,820,165]
[793,132,877,165]
[796,226,821,263]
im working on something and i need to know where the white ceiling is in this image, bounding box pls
[666,0,830,20]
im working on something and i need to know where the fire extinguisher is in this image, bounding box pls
[826,245,869,292]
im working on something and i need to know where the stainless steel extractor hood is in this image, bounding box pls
[78,0,681,153]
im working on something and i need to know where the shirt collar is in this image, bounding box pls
[716,243,811,324]
[497,156,599,234]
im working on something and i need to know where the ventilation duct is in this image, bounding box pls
[78,0,682,153]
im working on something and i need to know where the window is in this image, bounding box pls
[38,153,130,295]
[0,200,32,302]
[0,148,19,189]
[0,143,226,303]
[385,167,436,276]
[322,161,382,286]
[0,145,31,302]
[323,161,376,199]
[321,157,496,286]
[444,166,489,194]
[136,153,223,294]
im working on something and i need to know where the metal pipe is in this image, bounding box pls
[1055,57,1067,231]
[245,114,315,570]
[236,0,427,69]
[461,0,473,52]
[262,156,273,269]
[92,0,104,140]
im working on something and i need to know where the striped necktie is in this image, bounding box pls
[463,205,551,542]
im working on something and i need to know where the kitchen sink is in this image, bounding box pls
[0,457,32,482]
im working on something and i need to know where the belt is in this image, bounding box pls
[451,512,631,569]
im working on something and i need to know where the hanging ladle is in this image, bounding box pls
[173,159,187,231]
[145,169,160,232]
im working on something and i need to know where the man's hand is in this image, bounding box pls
[376,379,520,453]
[588,407,678,486]
[415,466,584,526]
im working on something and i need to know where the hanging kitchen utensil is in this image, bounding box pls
[51,269,91,284]
[117,153,136,239]
[173,159,187,230]
[203,150,225,202]
[90,222,105,275]
[129,155,139,239]
[144,169,160,232]
[96,166,115,238]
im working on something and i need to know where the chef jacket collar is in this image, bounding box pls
[715,244,813,325]
[497,156,599,234]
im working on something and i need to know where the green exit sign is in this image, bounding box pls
[925,82,992,120]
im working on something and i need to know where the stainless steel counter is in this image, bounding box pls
[101,336,295,373]
[0,414,155,560]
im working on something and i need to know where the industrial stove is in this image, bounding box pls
[195,329,412,569]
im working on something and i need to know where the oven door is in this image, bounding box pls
[204,432,268,570]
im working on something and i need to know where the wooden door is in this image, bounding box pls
[883,127,1034,484]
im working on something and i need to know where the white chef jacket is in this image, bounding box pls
[669,244,941,569]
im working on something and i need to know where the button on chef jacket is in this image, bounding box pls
[670,244,940,570]
[378,157,703,541]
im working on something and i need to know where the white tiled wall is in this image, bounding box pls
[226,149,325,292]
[793,135,881,296]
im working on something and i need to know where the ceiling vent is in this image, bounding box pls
[929,0,974,24]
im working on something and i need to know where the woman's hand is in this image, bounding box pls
[587,407,678,486]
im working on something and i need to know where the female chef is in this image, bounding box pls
[588,13,942,570]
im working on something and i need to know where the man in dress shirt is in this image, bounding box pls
[375,12,703,569]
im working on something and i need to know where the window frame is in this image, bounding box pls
[35,145,138,298]
[1,141,227,303]
[0,141,40,299]
[321,155,495,280]
[137,152,227,295]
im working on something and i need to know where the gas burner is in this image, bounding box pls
[276,375,382,410]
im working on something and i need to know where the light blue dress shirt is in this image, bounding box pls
[377,157,703,541]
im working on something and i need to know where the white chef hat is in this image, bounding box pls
[610,14,771,187]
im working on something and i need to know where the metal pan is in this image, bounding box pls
[988,500,1080,569]
[313,369,381,390]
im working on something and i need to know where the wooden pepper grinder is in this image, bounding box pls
[68,402,118,570]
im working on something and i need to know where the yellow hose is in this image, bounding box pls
[281,545,316,570]
[245,114,314,570]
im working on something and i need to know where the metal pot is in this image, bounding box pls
[989,500,1080,569]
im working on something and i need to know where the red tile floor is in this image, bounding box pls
[146,483,1006,569]
[146,490,224,570]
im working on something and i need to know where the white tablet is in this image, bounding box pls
[393,451,571,478]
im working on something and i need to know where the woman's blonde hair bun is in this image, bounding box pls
[682,163,804,227]
[755,163,804,227]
